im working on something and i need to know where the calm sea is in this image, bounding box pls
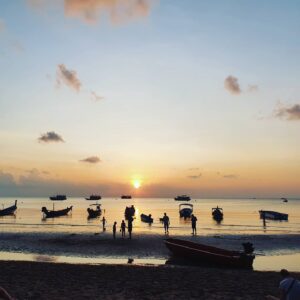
[0,197,299,235]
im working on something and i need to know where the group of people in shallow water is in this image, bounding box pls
[99,206,199,239]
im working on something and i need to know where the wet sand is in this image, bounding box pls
[1,231,300,259]
[0,260,296,300]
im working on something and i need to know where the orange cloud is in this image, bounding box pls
[64,0,152,24]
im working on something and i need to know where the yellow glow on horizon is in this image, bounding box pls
[133,179,141,189]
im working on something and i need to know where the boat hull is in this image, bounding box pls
[0,200,17,217]
[87,207,101,218]
[140,214,153,223]
[42,206,72,218]
[165,238,254,269]
[179,208,192,218]
[259,210,288,221]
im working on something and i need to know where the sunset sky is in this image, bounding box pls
[0,0,300,197]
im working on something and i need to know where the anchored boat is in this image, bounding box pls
[49,195,67,201]
[85,195,101,201]
[259,210,288,221]
[212,206,223,221]
[179,203,193,218]
[141,213,153,223]
[174,195,191,201]
[0,200,17,217]
[42,205,72,218]
[121,195,132,199]
[87,204,101,218]
[165,238,255,269]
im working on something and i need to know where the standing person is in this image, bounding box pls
[101,216,106,231]
[120,220,126,238]
[162,213,170,234]
[113,221,117,239]
[127,216,133,239]
[266,269,300,300]
[191,214,197,235]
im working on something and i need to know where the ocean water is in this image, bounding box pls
[0,197,299,235]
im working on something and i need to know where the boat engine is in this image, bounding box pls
[242,242,254,254]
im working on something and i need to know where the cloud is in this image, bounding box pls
[248,85,258,93]
[187,173,202,179]
[274,103,300,121]
[38,131,65,143]
[0,171,16,186]
[80,156,101,163]
[223,174,238,179]
[91,91,104,101]
[57,64,81,92]
[224,75,241,95]
[28,0,153,25]
[64,0,152,24]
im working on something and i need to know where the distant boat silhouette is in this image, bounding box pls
[174,195,191,201]
[0,200,17,217]
[121,195,132,199]
[85,195,101,201]
[49,195,67,201]
[281,197,288,203]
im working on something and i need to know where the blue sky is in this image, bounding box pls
[0,0,300,197]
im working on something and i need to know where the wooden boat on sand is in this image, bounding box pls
[0,200,17,217]
[42,206,72,218]
[165,238,255,269]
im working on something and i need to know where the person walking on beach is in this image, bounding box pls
[162,213,170,234]
[127,216,133,239]
[266,269,300,300]
[101,216,106,231]
[113,221,117,239]
[191,214,197,235]
[120,220,126,238]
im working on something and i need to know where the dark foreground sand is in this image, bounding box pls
[1,261,297,300]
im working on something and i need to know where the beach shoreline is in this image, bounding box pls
[1,260,298,299]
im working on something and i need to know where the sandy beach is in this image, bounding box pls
[1,260,297,300]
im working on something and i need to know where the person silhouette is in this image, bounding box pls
[191,214,198,235]
[162,213,170,234]
[127,216,133,239]
[120,220,126,238]
[113,221,117,239]
[101,216,106,231]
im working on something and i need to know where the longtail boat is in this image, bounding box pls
[259,210,288,221]
[165,238,255,269]
[212,206,223,221]
[0,200,17,217]
[42,206,72,218]
[141,213,153,223]
[87,204,101,218]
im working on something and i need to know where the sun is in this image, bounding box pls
[133,179,141,189]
